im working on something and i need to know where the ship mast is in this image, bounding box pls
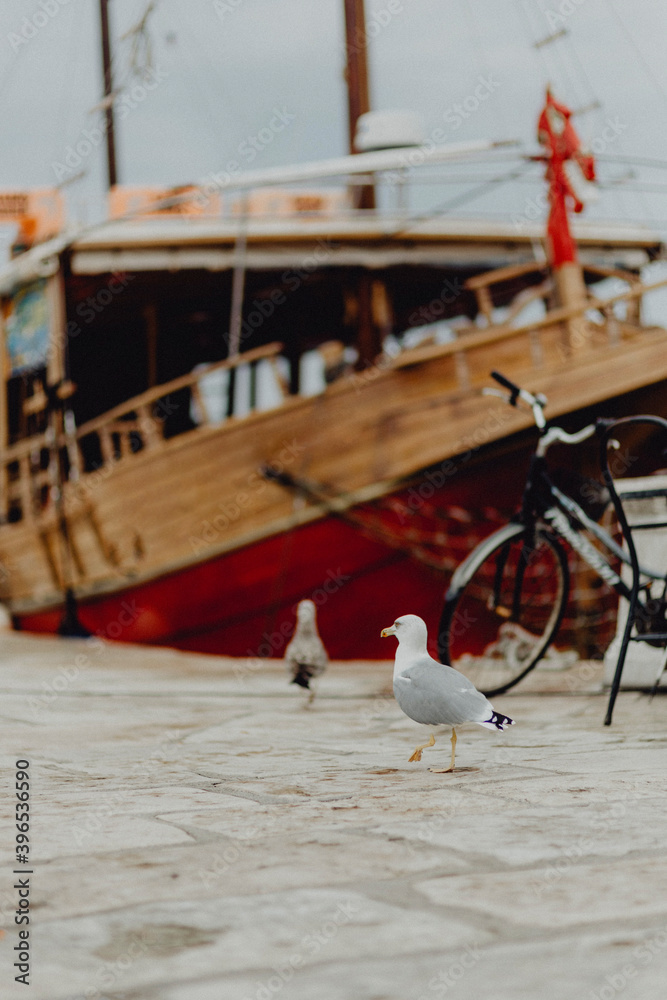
[343,0,375,210]
[99,0,118,188]
[343,0,383,365]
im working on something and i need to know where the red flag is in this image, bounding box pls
[537,89,596,267]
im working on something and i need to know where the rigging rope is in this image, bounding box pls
[608,0,667,108]
[51,6,83,179]
[386,160,536,240]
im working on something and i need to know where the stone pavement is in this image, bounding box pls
[1,632,667,1000]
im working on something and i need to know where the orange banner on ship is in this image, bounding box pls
[108,185,222,220]
[0,189,65,245]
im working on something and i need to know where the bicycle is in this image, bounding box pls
[437,370,667,697]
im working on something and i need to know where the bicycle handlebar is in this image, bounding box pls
[490,370,522,401]
[536,423,596,456]
[489,370,547,429]
[487,371,600,453]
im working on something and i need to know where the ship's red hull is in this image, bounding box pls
[17,470,514,659]
[17,438,624,660]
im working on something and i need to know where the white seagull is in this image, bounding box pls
[285,599,328,704]
[381,614,514,772]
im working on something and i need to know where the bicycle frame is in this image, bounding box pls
[485,370,664,611]
[440,371,667,692]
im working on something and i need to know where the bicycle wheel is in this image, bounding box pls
[438,521,569,696]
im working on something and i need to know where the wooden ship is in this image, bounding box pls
[0,4,666,659]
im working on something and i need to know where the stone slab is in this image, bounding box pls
[0,633,666,1000]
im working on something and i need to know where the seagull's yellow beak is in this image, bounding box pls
[381,624,396,638]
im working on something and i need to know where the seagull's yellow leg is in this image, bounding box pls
[408,732,436,762]
[428,728,457,773]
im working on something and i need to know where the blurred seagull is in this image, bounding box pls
[285,599,328,704]
[381,614,514,772]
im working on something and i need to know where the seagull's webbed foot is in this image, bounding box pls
[408,732,436,762]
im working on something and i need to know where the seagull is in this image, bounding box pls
[285,599,328,704]
[381,614,514,772]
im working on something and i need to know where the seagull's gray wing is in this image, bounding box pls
[393,655,493,727]
[285,627,329,683]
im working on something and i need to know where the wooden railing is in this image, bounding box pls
[2,270,667,526]
[464,261,643,325]
[391,276,667,376]
[0,342,285,524]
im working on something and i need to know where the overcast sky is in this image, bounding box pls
[1,0,667,245]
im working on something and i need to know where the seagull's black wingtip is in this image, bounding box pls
[487,711,514,730]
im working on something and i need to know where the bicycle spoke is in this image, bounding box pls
[440,527,568,695]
